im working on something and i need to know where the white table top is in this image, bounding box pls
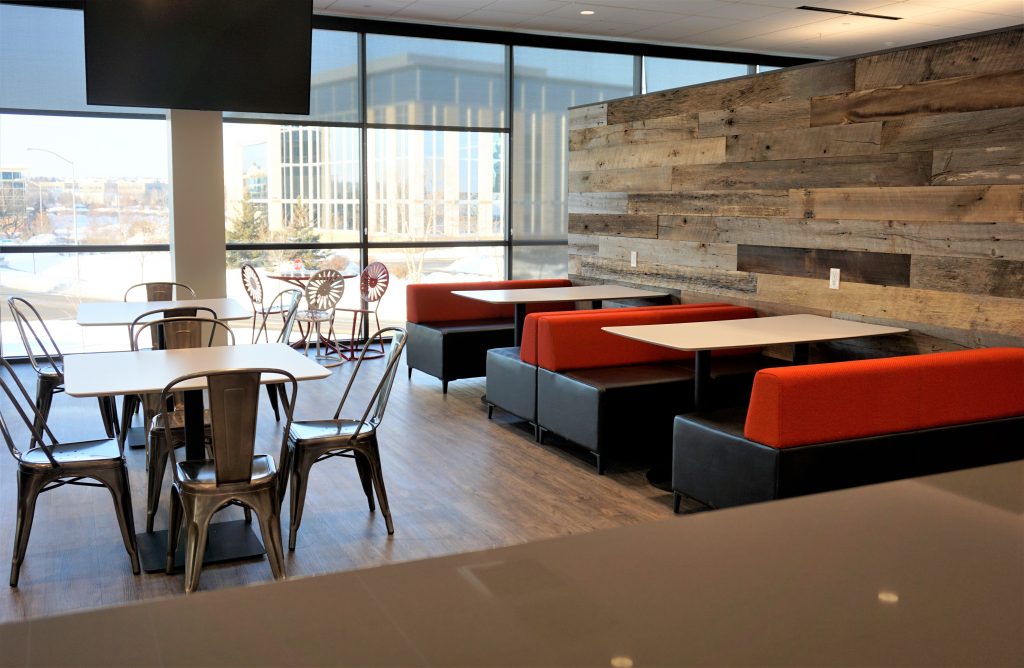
[6,461,1020,665]
[63,343,331,397]
[452,284,668,304]
[76,297,252,326]
[603,313,908,351]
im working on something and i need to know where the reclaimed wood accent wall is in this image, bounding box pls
[568,27,1024,358]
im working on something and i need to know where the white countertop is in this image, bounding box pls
[604,313,908,351]
[3,461,1019,666]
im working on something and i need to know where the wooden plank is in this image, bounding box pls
[756,273,1024,339]
[569,167,673,193]
[855,28,1024,89]
[737,245,911,286]
[567,233,598,256]
[632,190,790,217]
[812,71,1024,127]
[672,152,932,190]
[880,106,1024,153]
[569,103,607,131]
[575,254,758,299]
[931,146,1024,186]
[657,215,1024,260]
[567,214,658,239]
[697,99,810,138]
[910,256,1024,299]
[606,59,855,125]
[792,185,1024,223]
[568,192,629,215]
[568,136,725,172]
[569,114,699,150]
[599,236,737,271]
[726,122,881,162]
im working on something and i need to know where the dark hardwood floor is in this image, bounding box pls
[0,356,687,623]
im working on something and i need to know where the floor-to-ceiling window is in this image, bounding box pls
[1,3,811,353]
[0,3,169,355]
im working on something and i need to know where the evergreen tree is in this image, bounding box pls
[226,189,268,267]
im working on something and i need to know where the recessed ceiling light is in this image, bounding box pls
[580,10,596,15]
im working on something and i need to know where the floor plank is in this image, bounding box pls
[0,355,685,622]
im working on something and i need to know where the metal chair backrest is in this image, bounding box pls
[131,315,235,352]
[124,282,196,302]
[241,263,264,309]
[0,357,60,466]
[304,269,344,312]
[6,297,62,377]
[160,368,297,486]
[359,262,390,309]
[333,327,407,436]
[256,289,303,345]
[129,306,219,351]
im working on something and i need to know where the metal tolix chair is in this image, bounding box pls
[0,357,140,586]
[7,297,119,444]
[163,367,296,593]
[281,327,407,550]
[132,316,236,533]
[123,281,196,302]
[256,288,303,422]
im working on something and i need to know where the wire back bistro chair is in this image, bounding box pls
[242,263,284,344]
[163,367,297,593]
[0,357,140,586]
[281,327,407,549]
[337,262,390,360]
[7,297,119,444]
[295,269,345,366]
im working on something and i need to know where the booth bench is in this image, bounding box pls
[671,347,1024,511]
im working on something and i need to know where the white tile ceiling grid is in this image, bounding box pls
[313,0,1023,58]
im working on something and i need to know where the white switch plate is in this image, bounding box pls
[630,251,637,268]
[829,267,840,289]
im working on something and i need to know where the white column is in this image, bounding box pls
[167,109,226,298]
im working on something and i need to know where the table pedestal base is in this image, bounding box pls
[124,426,147,449]
[136,519,266,573]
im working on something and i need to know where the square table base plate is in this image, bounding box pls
[124,426,147,449]
[136,519,267,573]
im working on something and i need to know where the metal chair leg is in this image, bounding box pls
[146,431,171,533]
[94,466,141,575]
[10,471,46,587]
[166,487,182,574]
[181,496,215,594]
[252,493,286,581]
[353,451,376,511]
[363,442,393,535]
[98,396,119,438]
[266,384,281,422]
[287,450,314,550]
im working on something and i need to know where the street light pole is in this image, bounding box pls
[27,147,81,298]
[26,147,77,246]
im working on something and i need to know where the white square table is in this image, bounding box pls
[604,314,907,411]
[452,284,669,345]
[76,297,252,327]
[64,343,331,572]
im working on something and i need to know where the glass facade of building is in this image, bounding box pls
[1,3,801,350]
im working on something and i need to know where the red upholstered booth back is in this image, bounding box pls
[520,303,731,365]
[405,279,572,323]
[744,347,1024,448]
[533,305,758,372]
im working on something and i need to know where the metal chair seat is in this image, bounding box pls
[19,438,124,468]
[289,419,374,445]
[297,308,334,322]
[37,365,61,380]
[174,455,277,491]
[152,408,212,431]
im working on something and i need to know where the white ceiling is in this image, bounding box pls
[313,0,1023,59]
